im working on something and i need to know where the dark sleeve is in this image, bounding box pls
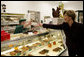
[43,23,65,30]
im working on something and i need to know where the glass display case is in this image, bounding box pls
[1,30,67,56]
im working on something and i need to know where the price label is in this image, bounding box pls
[29,48,32,51]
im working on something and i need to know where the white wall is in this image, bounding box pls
[1,1,83,21]
[63,1,83,10]
[1,1,55,20]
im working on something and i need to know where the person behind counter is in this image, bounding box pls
[14,19,31,34]
[37,10,83,56]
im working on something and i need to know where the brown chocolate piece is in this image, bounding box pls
[14,49,21,53]
[21,46,29,51]
[28,54,33,56]
[53,47,62,52]
[10,51,17,56]
[39,49,49,54]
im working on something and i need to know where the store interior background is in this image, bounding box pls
[1,1,83,21]
[1,1,83,56]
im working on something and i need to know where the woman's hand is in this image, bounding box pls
[34,23,43,27]
[38,23,43,26]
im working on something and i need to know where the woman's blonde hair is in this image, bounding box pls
[65,10,76,21]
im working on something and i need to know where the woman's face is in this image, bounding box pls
[64,14,70,23]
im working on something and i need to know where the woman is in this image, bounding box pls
[38,10,83,56]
